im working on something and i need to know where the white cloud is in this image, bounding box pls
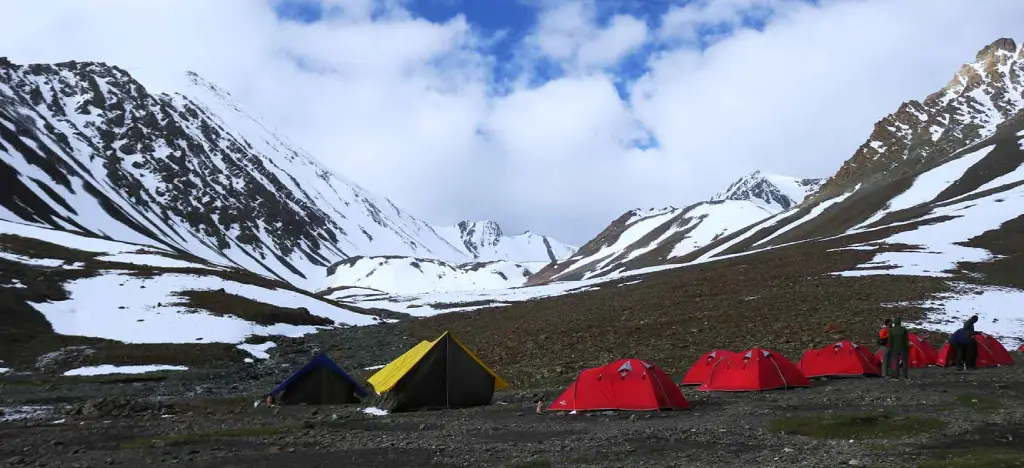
[659,0,794,44]
[632,0,1024,191]
[1,0,1024,247]
[526,0,649,71]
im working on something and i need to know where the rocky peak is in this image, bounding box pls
[457,220,503,240]
[712,171,824,212]
[812,37,1024,201]
[452,220,503,257]
[975,38,1017,62]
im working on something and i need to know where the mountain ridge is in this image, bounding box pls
[524,37,1024,284]
[0,59,573,293]
[526,170,817,283]
[811,37,1024,203]
[436,220,577,263]
[711,170,825,211]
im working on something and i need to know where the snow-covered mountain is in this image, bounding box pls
[0,58,576,372]
[316,221,575,295]
[435,220,577,262]
[813,37,1024,201]
[527,37,1024,286]
[712,171,825,211]
[528,171,821,283]
[0,59,480,291]
[664,38,1024,266]
[347,39,1024,347]
[316,220,575,295]
[0,59,574,294]
[322,256,548,295]
[5,38,1024,373]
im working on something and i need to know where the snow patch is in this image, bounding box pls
[325,257,546,294]
[238,341,277,359]
[835,177,1024,278]
[0,251,67,267]
[361,407,389,416]
[854,145,995,230]
[30,272,374,345]
[0,219,149,255]
[753,187,859,247]
[828,244,879,252]
[559,209,679,278]
[666,201,774,259]
[62,364,189,376]
[95,252,220,270]
[905,283,1024,349]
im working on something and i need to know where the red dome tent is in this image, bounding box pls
[874,333,938,368]
[547,359,689,412]
[797,340,880,378]
[978,333,1015,365]
[680,349,736,385]
[936,332,1015,367]
[697,348,810,392]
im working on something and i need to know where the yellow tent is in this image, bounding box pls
[367,331,509,411]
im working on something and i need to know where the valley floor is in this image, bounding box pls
[2,358,1023,468]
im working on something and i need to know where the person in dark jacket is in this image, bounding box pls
[885,317,911,381]
[878,319,893,378]
[949,327,969,370]
[963,315,979,370]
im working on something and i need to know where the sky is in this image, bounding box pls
[2,0,1024,244]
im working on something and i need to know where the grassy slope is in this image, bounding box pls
[406,221,955,388]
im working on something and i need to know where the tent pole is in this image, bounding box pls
[572,370,581,413]
[446,336,450,408]
[770,356,787,389]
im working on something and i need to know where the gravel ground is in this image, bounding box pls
[2,355,1023,468]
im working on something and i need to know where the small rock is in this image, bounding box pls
[849,460,863,466]
[150,440,165,449]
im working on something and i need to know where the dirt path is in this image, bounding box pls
[2,358,1024,468]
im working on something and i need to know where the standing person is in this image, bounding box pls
[949,327,968,370]
[878,319,893,378]
[963,315,980,370]
[886,317,911,382]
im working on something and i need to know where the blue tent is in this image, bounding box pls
[268,353,368,405]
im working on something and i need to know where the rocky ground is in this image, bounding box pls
[2,355,1023,468]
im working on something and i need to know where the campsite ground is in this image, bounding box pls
[2,356,1023,468]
